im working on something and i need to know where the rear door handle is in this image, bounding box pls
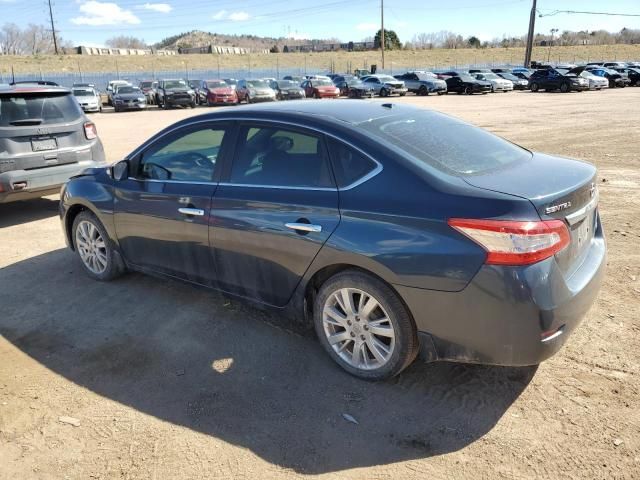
[178,207,205,216]
[285,222,322,233]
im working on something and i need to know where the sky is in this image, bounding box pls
[2,0,638,46]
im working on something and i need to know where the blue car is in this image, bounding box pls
[60,101,606,380]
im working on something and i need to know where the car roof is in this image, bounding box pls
[195,99,423,125]
[0,85,70,95]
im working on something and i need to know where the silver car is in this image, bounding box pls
[361,75,408,97]
[72,87,101,113]
[474,73,514,92]
[580,71,609,90]
[394,71,447,96]
[0,85,105,203]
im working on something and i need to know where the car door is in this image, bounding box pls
[210,122,340,307]
[113,122,232,285]
[364,77,380,93]
[302,80,312,97]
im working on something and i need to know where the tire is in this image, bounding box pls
[418,86,428,96]
[190,101,196,108]
[314,270,419,380]
[491,85,495,93]
[560,82,570,93]
[530,82,539,92]
[72,211,124,282]
[246,95,251,104]
[380,88,388,97]
[315,92,321,99]
[437,91,445,96]
[464,86,473,95]
[399,92,406,97]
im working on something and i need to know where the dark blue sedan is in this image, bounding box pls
[60,101,606,380]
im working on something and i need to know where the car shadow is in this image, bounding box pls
[0,196,59,228]
[0,249,537,474]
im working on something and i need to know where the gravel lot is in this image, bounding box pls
[1,90,638,479]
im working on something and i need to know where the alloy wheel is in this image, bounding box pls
[75,220,108,274]
[322,287,396,370]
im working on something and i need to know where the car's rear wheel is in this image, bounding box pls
[72,211,124,282]
[314,270,418,380]
[246,95,252,104]
[560,82,570,93]
[464,86,473,95]
[419,86,428,96]
[530,82,539,92]
[380,88,388,97]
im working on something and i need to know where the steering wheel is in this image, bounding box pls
[181,151,210,168]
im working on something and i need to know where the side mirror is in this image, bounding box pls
[112,160,129,181]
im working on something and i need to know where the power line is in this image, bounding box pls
[538,9,640,18]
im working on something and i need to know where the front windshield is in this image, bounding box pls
[377,75,396,82]
[139,82,153,88]
[277,80,297,88]
[117,87,140,94]
[206,81,227,88]
[347,78,362,86]
[500,74,518,81]
[458,75,475,82]
[314,79,334,86]
[247,80,269,88]
[73,89,94,97]
[164,80,188,89]
[482,73,499,79]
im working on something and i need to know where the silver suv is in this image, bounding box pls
[0,85,106,203]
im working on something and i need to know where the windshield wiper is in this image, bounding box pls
[9,118,43,126]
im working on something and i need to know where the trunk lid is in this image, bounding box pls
[0,91,90,173]
[463,153,598,277]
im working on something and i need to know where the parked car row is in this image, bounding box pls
[62,60,640,115]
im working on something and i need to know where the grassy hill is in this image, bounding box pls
[2,44,638,75]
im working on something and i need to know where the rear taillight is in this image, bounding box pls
[448,218,570,266]
[84,121,97,140]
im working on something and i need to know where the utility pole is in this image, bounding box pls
[47,0,59,55]
[380,0,385,70]
[523,0,537,68]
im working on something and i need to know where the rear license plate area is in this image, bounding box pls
[572,209,596,252]
[31,137,57,152]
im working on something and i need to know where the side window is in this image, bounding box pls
[138,126,226,182]
[230,126,334,188]
[327,139,378,188]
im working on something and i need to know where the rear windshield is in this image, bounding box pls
[359,110,531,175]
[0,93,82,126]
[73,89,94,96]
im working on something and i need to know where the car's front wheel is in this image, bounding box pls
[530,82,539,92]
[72,211,124,282]
[314,270,419,380]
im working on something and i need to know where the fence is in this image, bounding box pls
[1,56,636,88]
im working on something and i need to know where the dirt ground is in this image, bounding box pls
[0,89,639,479]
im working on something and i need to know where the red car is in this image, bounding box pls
[301,78,340,98]
[199,79,238,106]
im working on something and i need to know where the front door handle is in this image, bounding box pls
[285,222,322,233]
[178,207,205,216]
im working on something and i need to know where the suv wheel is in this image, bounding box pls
[530,82,539,92]
[314,270,419,380]
[419,86,428,96]
[560,82,570,93]
[380,88,389,97]
[72,211,124,282]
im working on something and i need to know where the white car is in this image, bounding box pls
[474,72,513,92]
[580,71,609,90]
[72,87,101,113]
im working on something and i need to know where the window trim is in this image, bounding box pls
[126,117,383,191]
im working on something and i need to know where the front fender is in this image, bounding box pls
[61,174,116,250]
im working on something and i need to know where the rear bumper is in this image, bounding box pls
[0,160,105,203]
[396,225,606,366]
